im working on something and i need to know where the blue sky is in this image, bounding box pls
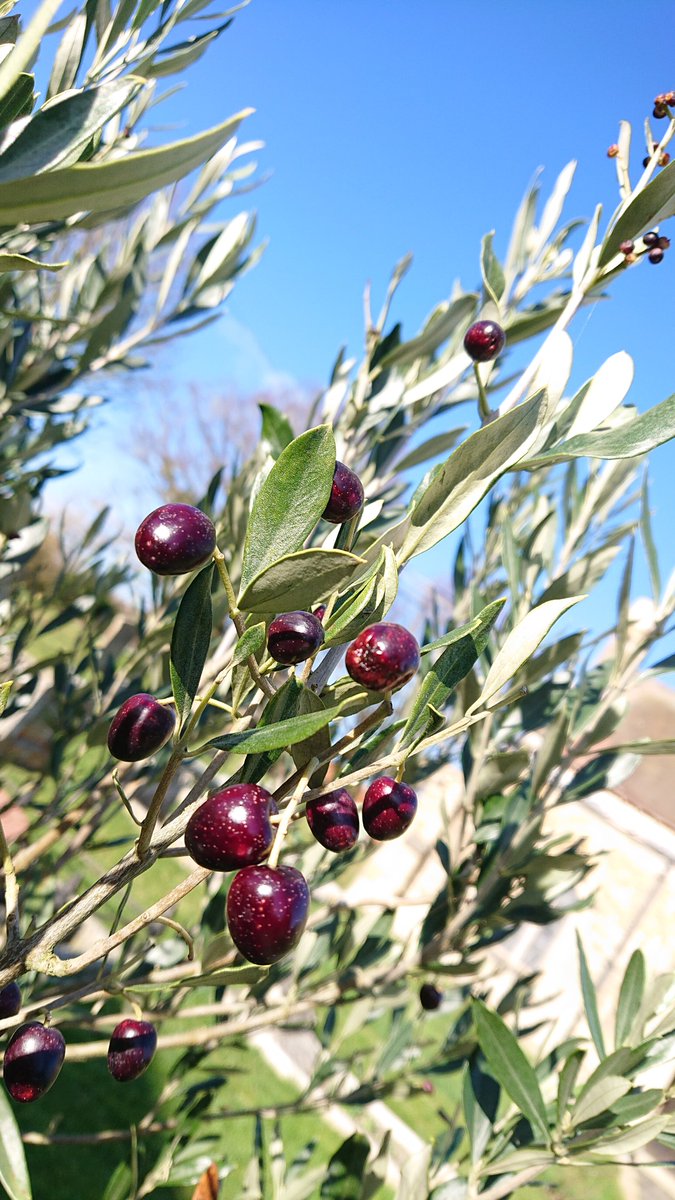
[42,0,675,655]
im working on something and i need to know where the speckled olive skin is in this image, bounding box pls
[419,983,442,1011]
[107,1019,157,1083]
[226,865,310,965]
[134,503,216,576]
[267,611,324,665]
[107,693,176,762]
[362,777,417,841]
[306,788,359,852]
[322,461,365,524]
[346,622,420,692]
[0,981,21,1019]
[3,1023,65,1102]
[185,785,277,872]
[463,319,506,363]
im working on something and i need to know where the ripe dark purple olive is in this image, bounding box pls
[643,231,660,248]
[185,784,277,872]
[226,865,309,965]
[0,981,21,1019]
[463,320,506,363]
[362,776,418,841]
[306,788,359,852]
[419,983,443,1011]
[267,611,324,666]
[346,622,420,692]
[135,503,216,576]
[648,248,665,264]
[322,461,365,524]
[3,1022,65,1102]
[107,693,176,762]
[107,1018,157,1082]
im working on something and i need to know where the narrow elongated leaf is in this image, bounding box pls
[0,110,252,223]
[557,1049,585,1124]
[527,392,675,466]
[206,701,346,755]
[565,351,634,440]
[463,1056,500,1164]
[169,563,214,730]
[0,0,63,104]
[324,545,398,646]
[599,159,675,266]
[260,403,293,458]
[481,230,505,305]
[0,679,13,716]
[615,950,646,1048]
[482,1149,554,1176]
[0,78,141,182]
[397,390,546,563]
[234,677,303,785]
[577,932,606,1059]
[571,1076,631,1126]
[640,474,661,600]
[0,1086,31,1200]
[0,253,65,272]
[472,1001,550,1143]
[474,596,585,709]
[395,1145,431,1200]
[399,599,505,750]
[320,1135,370,1200]
[0,73,34,130]
[395,427,465,472]
[376,295,477,371]
[239,425,335,594]
[232,622,266,668]
[582,1114,669,1158]
[239,549,362,614]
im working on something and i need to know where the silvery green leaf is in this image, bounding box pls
[571,1076,631,1126]
[473,596,585,709]
[564,351,634,440]
[239,548,362,614]
[239,425,335,594]
[396,390,547,564]
[481,229,505,306]
[0,1086,31,1200]
[473,1001,550,1143]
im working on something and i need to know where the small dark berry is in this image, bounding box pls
[619,240,635,256]
[463,320,506,363]
[107,1019,157,1082]
[322,461,365,524]
[606,144,619,158]
[346,622,420,693]
[643,231,660,248]
[421,1080,435,1094]
[648,247,665,264]
[135,503,216,576]
[362,777,417,841]
[227,865,310,965]
[0,981,21,1020]
[267,611,324,665]
[420,983,443,1011]
[643,155,652,168]
[659,152,671,166]
[658,235,671,250]
[313,605,327,622]
[185,785,277,872]
[3,1023,65,1102]
[306,788,359,852]
[107,693,176,762]
[653,103,668,120]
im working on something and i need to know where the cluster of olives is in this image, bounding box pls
[0,979,157,1102]
[106,460,426,967]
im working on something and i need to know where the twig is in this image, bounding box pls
[213,549,275,699]
[0,817,20,948]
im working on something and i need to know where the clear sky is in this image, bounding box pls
[41,0,675,658]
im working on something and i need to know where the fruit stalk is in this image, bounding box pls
[268,758,319,868]
[0,815,20,948]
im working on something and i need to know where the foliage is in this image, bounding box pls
[0,4,674,1199]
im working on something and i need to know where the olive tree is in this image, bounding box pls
[0,3,675,1198]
